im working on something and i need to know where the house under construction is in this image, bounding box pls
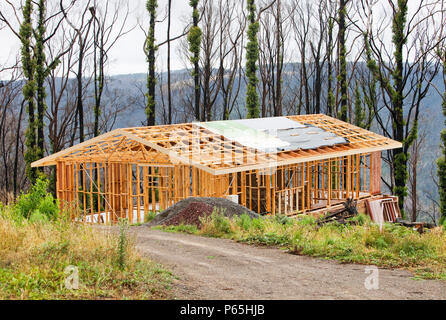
[32,114,402,224]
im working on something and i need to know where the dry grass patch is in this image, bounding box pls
[0,209,173,300]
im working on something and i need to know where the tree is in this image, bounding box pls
[145,0,158,126]
[60,0,94,144]
[90,0,132,137]
[245,0,260,118]
[437,49,446,225]
[326,16,335,117]
[353,82,364,128]
[19,0,38,183]
[219,0,245,120]
[200,0,221,121]
[46,20,79,196]
[337,0,349,122]
[0,63,23,201]
[166,0,172,124]
[188,0,202,121]
[409,126,426,222]
[363,0,443,215]
[258,0,288,117]
[10,0,73,183]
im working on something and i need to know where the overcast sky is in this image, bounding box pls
[108,0,191,75]
[0,0,441,78]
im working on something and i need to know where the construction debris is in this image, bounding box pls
[365,196,401,223]
[365,195,436,233]
[316,199,358,226]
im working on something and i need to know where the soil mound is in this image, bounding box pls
[147,197,260,227]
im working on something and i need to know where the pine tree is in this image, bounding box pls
[245,0,260,119]
[146,0,158,126]
[188,0,202,121]
[437,50,446,225]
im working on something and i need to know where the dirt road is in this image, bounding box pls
[131,227,446,300]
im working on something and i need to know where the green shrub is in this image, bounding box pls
[393,236,434,259]
[117,218,129,271]
[199,209,234,237]
[350,213,371,226]
[236,214,252,230]
[14,177,59,221]
[275,215,293,226]
[246,232,289,246]
[145,211,157,223]
[251,217,265,231]
[211,211,232,234]
[162,224,198,234]
[297,215,316,226]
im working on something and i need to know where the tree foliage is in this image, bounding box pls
[337,0,348,122]
[188,0,202,121]
[20,0,38,183]
[353,82,364,128]
[20,0,59,184]
[245,0,260,119]
[146,0,158,126]
[364,0,417,217]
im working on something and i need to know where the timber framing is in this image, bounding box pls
[33,114,402,223]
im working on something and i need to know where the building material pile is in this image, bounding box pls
[365,196,436,233]
[365,196,400,224]
[147,197,259,228]
[316,199,358,226]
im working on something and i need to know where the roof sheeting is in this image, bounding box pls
[32,114,403,175]
[199,117,349,153]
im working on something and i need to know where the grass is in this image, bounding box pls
[158,211,446,280]
[0,206,173,300]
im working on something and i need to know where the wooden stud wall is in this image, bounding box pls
[55,151,376,223]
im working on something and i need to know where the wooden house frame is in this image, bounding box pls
[32,114,402,224]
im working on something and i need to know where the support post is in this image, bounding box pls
[370,151,382,195]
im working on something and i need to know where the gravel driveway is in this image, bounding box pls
[131,227,446,300]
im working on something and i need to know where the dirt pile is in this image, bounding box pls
[147,197,260,227]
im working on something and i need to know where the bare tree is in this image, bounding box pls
[360,0,444,214]
[60,0,94,144]
[90,0,133,137]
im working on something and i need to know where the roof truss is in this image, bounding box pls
[32,114,402,175]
